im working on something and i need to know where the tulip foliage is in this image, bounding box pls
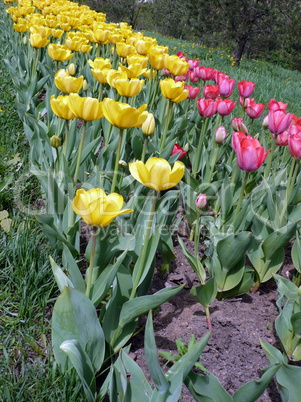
[4,0,301,399]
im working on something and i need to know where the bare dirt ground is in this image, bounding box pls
[128,232,291,401]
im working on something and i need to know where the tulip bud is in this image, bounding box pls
[50,135,61,148]
[215,126,227,144]
[83,80,89,91]
[119,160,127,168]
[68,63,76,76]
[196,193,207,209]
[23,36,27,45]
[142,113,155,136]
[262,115,269,130]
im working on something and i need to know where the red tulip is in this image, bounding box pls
[185,85,200,100]
[232,131,270,172]
[216,98,237,116]
[171,143,187,159]
[245,100,265,119]
[267,98,288,112]
[288,131,301,159]
[195,66,215,81]
[231,117,248,134]
[196,98,217,117]
[238,80,256,98]
[203,84,219,99]
[268,110,293,134]
[218,78,236,98]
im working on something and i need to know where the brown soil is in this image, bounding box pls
[128,232,292,401]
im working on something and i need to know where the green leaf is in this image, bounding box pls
[190,278,217,308]
[59,339,96,402]
[145,311,169,393]
[185,371,232,402]
[260,340,287,365]
[291,312,301,338]
[52,287,105,372]
[62,245,85,293]
[216,232,253,272]
[50,256,74,292]
[275,363,301,402]
[291,235,301,273]
[118,285,184,329]
[232,364,280,402]
[262,222,297,261]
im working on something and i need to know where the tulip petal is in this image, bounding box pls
[169,161,185,188]
[129,160,149,186]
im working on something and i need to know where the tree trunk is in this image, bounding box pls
[232,33,249,66]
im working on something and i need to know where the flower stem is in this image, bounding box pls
[86,226,98,299]
[194,214,206,284]
[141,136,148,163]
[159,100,173,153]
[279,158,299,223]
[111,128,124,193]
[130,190,158,300]
[73,121,86,186]
[192,117,209,179]
[63,119,69,158]
[233,171,249,228]
[264,136,277,179]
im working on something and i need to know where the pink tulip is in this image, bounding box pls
[216,98,237,116]
[215,126,227,144]
[196,98,217,117]
[288,132,301,159]
[188,59,200,70]
[195,193,207,209]
[171,143,187,159]
[268,98,288,112]
[232,131,270,172]
[203,84,219,99]
[246,100,265,119]
[189,70,200,83]
[175,73,189,82]
[218,78,236,98]
[185,85,200,100]
[268,110,293,134]
[195,66,216,81]
[275,130,289,146]
[162,68,170,76]
[215,71,230,84]
[238,80,256,98]
[231,117,248,134]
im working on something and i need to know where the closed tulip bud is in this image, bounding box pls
[142,113,155,135]
[119,160,128,168]
[196,193,207,209]
[50,135,61,148]
[83,80,89,91]
[68,63,76,76]
[215,126,227,144]
[262,115,269,129]
[23,35,27,45]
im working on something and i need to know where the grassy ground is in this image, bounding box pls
[1,2,301,400]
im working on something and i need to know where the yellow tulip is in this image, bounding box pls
[127,54,148,68]
[116,42,136,58]
[88,57,111,70]
[80,44,92,54]
[106,69,128,89]
[119,63,147,79]
[91,68,110,84]
[47,44,74,62]
[72,188,133,227]
[54,69,84,94]
[50,95,77,120]
[51,28,63,39]
[165,54,189,76]
[29,33,49,48]
[65,36,88,51]
[160,78,188,103]
[142,113,155,136]
[135,38,156,55]
[93,28,110,43]
[102,98,148,129]
[68,94,104,121]
[129,157,185,191]
[13,21,28,33]
[115,78,145,97]
[143,69,157,79]
[29,25,51,38]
